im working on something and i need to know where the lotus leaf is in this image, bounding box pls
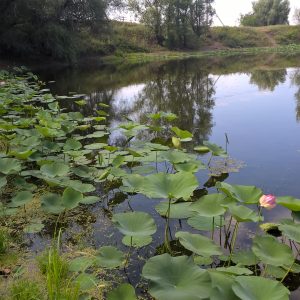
[112,212,157,237]
[107,283,137,300]
[232,276,290,300]
[11,191,33,207]
[190,194,227,217]
[279,223,300,243]
[277,196,300,211]
[252,235,294,267]
[122,235,152,248]
[142,254,211,300]
[0,158,22,175]
[69,257,94,272]
[40,162,69,178]
[229,205,261,222]
[175,231,222,257]
[142,172,199,200]
[155,201,194,219]
[94,246,124,269]
[216,182,263,204]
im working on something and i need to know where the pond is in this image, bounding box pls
[2,53,300,299]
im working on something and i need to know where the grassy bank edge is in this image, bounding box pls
[103,44,300,64]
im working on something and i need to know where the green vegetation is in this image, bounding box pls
[0,69,300,299]
[240,0,290,26]
[11,280,43,300]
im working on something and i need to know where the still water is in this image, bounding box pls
[36,54,300,206]
[26,53,300,298]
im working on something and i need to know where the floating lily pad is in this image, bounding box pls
[0,158,22,175]
[69,257,94,272]
[61,187,83,210]
[232,276,290,300]
[107,284,137,300]
[122,235,152,248]
[232,250,258,266]
[175,231,222,257]
[11,191,33,207]
[73,273,97,290]
[94,246,124,269]
[40,162,69,178]
[142,254,211,300]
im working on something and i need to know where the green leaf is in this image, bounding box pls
[41,193,64,214]
[155,201,194,219]
[175,231,223,257]
[215,266,253,275]
[112,212,156,237]
[277,196,300,211]
[80,196,100,205]
[142,172,199,200]
[23,221,44,233]
[94,246,124,269]
[107,284,137,300]
[229,205,261,222]
[171,127,193,141]
[74,274,97,291]
[160,150,195,164]
[0,158,22,175]
[174,160,206,173]
[209,271,240,300]
[232,276,290,300]
[122,235,152,248]
[0,176,7,190]
[190,194,227,217]
[69,257,94,272]
[62,187,83,210]
[142,254,211,300]
[64,138,82,151]
[232,250,258,266]
[279,223,300,243]
[203,142,227,156]
[216,182,263,204]
[187,215,220,231]
[40,162,69,178]
[252,235,294,267]
[11,191,33,207]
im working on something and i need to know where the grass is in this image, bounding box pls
[0,228,10,254]
[11,280,43,300]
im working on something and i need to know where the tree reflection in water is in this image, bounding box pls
[290,69,300,121]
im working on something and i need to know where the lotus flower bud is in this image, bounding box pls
[259,194,276,210]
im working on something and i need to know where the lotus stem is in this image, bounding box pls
[281,262,295,283]
[262,264,268,277]
[211,217,215,240]
[124,236,133,267]
[227,221,239,266]
[164,197,172,253]
[219,216,222,246]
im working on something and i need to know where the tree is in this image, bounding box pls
[129,0,215,48]
[0,0,110,62]
[240,0,290,27]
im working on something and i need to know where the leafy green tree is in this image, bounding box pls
[129,0,214,49]
[240,0,290,27]
[0,0,109,62]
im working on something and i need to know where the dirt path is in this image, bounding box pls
[256,27,277,47]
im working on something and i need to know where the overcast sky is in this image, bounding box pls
[214,0,299,26]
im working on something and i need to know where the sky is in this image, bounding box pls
[214,0,299,26]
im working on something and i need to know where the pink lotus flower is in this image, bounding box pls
[259,194,276,209]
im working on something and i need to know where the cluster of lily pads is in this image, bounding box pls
[1,69,300,300]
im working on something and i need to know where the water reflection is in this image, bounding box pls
[249,69,287,91]
[110,61,216,144]
[290,69,300,121]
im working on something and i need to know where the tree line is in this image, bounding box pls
[0,0,299,62]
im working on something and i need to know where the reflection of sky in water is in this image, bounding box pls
[210,69,300,222]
